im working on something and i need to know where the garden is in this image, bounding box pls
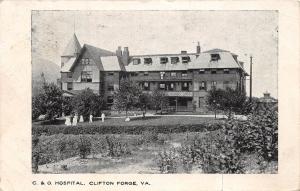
[32,81,278,174]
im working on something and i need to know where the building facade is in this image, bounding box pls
[60,34,248,112]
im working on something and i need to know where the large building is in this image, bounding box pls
[60,34,248,112]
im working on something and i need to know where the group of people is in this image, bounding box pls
[64,113,106,126]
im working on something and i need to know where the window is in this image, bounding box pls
[81,71,92,82]
[171,57,179,64]
[107,85,114,91]
[211,70,217,74]
[182,71,188,77]
[160,57,168,64]
[210,54,220,61]
[143,82,150,91]
[144,58,152,65]
[199,69,205,74]
[107,96,114,105]
[67,73,72,78]
[67,82,73,90]
[81,58,90,65]
[144,71,149,76]
[224,69,230,74]
[160,72,165,79]
[133,58,141,65]
[170,72,177,77]
[108,72,114,76]
[169,83,175,91]
[182,82,189,91]
[159,83,166,90]
[211,81,217,89]
[182,56,190,63]
[199,81,206,90]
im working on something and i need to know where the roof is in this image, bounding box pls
[62,33,81,56]
[101,56,125,71]
[125,54,198,72]
[202,48,230,53]
[61,57,76,72]
[66,44,116,72]
[188,50,248,75]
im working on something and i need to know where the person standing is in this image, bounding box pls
[89,114,93,123]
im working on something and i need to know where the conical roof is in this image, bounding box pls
[62,33,81,56]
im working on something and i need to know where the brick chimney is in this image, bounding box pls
[196,41,201,54]
[122,47,129,65]
[116,46,122,57]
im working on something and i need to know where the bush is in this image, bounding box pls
[78,135,92,159]
[105,136,131,157]
[141,131,158,144]
[157,149,178,173]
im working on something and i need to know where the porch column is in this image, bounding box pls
[175,97,178,112]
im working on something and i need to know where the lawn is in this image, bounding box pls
[34,115,220,127]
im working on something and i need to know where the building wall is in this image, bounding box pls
[61,49,101,92]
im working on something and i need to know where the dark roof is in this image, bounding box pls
[62,33,81,56]
[84,44,116,64]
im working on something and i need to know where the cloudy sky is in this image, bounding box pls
[32,10,278,98]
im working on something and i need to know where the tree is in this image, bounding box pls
[207,88,246,119]
[151,89,169,114]
[112,79,142,117]
[139,93,152,118]
[32,82,63,120]
[72,88,104,120]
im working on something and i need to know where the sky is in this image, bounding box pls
[32,10,278,98]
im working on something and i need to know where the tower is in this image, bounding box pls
[61,33,81,68]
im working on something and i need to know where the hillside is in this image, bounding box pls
[32,56,60,96]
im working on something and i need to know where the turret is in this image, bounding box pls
[61,33,81,68]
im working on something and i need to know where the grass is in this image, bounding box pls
[34,115,220,127]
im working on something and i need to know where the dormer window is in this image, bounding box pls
[224,69,230,74]
[210,54,220,61]
[171,57,179,64]
[144,58,152,65]
[182,56,190,63]
[160,57,168,64]
[199,69,205,74]
[133,58,141,65]
[211,69,217,74]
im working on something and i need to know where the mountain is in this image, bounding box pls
[32,56,60,96]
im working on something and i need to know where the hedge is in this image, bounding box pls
[32,123,222,136]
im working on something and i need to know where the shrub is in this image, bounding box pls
[157,149,178,173]
[105,136,131,157]
[141,130,158,144]
[78,135,92,159]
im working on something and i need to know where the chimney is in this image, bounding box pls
[196,41,201,53]
[116,46,122,57]
[181,50,187,54]
[122,47,129,65]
